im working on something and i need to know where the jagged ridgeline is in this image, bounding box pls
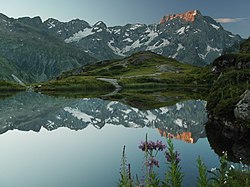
[49,10,241,65]
[0,10,243,84]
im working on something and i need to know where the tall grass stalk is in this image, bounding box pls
[197,156,209,187]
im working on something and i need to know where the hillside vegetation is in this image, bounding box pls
[0,80,25,91]
[34,51,213,108]
[207,37,250,123]
[49,51,213,88]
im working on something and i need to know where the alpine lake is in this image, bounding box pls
[0,88,248,187]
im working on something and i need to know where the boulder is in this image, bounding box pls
[234,90,250,122]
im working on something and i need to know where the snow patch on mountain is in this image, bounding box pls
[130,23,144,30]
[108,39,125,56]
[177,43,185,51]
[95,21,103,26]
[199,45,222,60]
[123,38,133,42]
[176,27,185,35]
[47,21,56,29]
[145,28,159,45]
[207,45,221,53]
[146,39,170,50]
[111,28,121,34]
[171,44,185,59]
[65,28,94,43]
[210,23,220,30]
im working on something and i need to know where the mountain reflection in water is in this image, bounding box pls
[0,92,207,143]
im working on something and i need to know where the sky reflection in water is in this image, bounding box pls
[0,92,220,187]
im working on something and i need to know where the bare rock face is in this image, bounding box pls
[160,10,201,24]
[234,90,250,122]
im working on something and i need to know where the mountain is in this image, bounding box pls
[0,13,96,83]
[0,10,243,83]
[0,55,28,81]
[46,10,242,66]
[0,91,207,143]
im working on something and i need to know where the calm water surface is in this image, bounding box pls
[0,92,220,187]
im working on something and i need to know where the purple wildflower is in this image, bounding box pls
[138,140,166,152]
[165,151,181,164]
[155,140,166,151]
[139,141,146,151]
[147,157,159,168]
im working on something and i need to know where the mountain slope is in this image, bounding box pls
[0,55,30,82]
[46,10,242,66]
[0,13,96,83]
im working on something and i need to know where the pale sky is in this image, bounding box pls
[0,0,249,38]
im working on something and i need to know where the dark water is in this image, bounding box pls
[0,92,221,187]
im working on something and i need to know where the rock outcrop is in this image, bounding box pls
[234,90,250,122]
[160,10,201,24]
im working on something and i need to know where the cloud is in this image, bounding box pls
[215,17,248,23]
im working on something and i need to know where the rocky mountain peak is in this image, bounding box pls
[0,13,10,20]
[93,21,107,29]
[160,10,201,24]
[17,16,43,26]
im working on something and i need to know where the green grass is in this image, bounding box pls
[34,76,115,92]
[34,51,214,109]
[0,80,25,91]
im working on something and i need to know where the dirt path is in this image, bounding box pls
[96,78,122,96]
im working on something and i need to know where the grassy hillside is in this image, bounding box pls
[35,76,114,92]
[34,51,213,108]
[52,51,214,88]
[0,80,25,91]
